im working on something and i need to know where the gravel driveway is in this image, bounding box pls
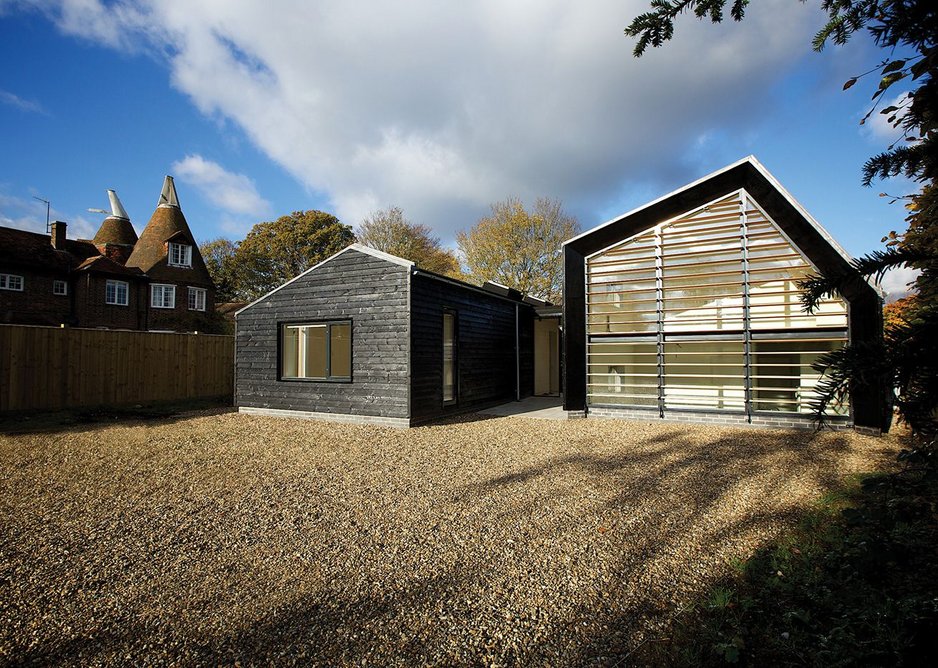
[0,411,898,666]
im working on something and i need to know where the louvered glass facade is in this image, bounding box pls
[586,190,849,417]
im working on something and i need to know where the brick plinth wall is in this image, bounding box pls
[587,406,854,431]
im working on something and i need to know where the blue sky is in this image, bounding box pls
[0,1,917,294]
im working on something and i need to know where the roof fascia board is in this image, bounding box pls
[567,156,853,265]
[412,269,532,305]
[745,156,855,266]
[348,243,414,268]
[565,156,756,247]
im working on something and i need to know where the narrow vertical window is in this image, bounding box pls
[442,311,457,404]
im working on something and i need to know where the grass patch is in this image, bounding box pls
[641,468,938,665]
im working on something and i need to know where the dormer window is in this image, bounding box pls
[168,242,192,267]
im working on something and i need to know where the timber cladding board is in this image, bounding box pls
[235,249,411,419]
[409,274,534,422]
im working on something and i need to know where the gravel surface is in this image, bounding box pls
[0,411,899,666]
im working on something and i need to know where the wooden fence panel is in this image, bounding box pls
[0,325,233,412]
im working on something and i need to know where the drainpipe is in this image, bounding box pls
[515,303,520,401]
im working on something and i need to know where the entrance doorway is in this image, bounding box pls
[534,317,561,396]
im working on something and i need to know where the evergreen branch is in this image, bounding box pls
[863,146,927,186]
[799,246,935,312]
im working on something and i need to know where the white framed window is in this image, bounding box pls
[151,284,176,309]
[53,280,68,296]
[188,286,206,311]
[0,273,24,291]
[105,279,128,306]
[167,242,192,267]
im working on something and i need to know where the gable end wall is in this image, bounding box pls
[563,162,886,430]
[235,249,410,420]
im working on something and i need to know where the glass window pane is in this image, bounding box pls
[587,341,658,407]
[282,326,299,378]
[663,340,745,411]
[330,323,351,377]
[443,313,455,402]
[585,190,853,417]
[752,338,848,415]
[304,325,327,378]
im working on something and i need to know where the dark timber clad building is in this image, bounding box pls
[235,157,887,431]
[235,244,547,427]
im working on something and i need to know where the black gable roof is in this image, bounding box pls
[564,156,878,302]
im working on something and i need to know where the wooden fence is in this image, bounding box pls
[0,325,234,412]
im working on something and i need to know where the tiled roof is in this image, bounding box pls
[216,301,248,316]
[125,190,214,288]
[0,226,146,279]
[92,216,138,247]
[0,227,80,273]
[75,255,146,278]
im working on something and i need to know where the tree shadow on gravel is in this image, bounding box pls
[465,427,861,664]
[0,418,881,667]
[10,627,139,667]
[189,574,464,667]
[0,401,234,436]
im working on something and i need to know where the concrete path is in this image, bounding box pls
[479,395,568,420]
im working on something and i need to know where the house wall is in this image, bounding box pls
[410,273,534,423]
[236,249,411,424]
[73,274,149,330]
[0,268,72,326]
[146,282,217,332]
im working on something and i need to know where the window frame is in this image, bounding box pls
[151,283,176,309]
[53,280,68,296]
[105,279,129,306]
[0,273,24,291]
[278,320,353,383]
[188,286,206,312]
[167,242,192,268]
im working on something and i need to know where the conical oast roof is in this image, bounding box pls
[92,189,138,247]
[125,175,213,287]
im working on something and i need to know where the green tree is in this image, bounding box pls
[358,206,461,276]
[457,197,580,302]
[627,0,938,436]
[236,210,355,299]
[199,238,242,302]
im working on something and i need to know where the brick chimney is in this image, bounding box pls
[50,221,67,250]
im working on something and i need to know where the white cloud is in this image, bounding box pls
[171,153,271,219]
[864,91,911,141]
[880,265,920,301]
[0,89,48,115]
[26,0,822,239]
